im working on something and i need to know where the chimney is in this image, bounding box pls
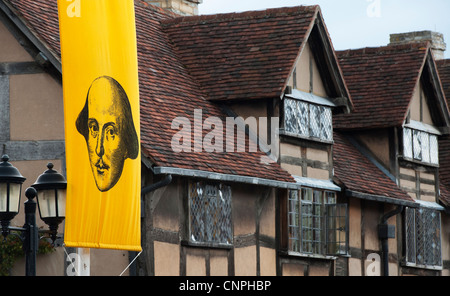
[144,0,202,16]
[389,31,447,60]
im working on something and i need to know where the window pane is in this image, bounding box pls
[312,190,323,254]
[218,184,233,244]
[297,101,310,137]
[284,99,298,134]
[301,188,313,202]
[406,128,440,165]
[189,182,204,242]
[430,211,442,266]
[289,227,300,252]
[320,107,333,141]
[416,208,427,265]
[405,208,416,264]
[204,184,216,242]
[422,209,441,266]
[309,104,321,139]
[301,201,313,254]
[405,207,442,268]
[413,130,422,161]
[421,132,430,163]
[288,190,300,252]
[326,204,348,255]
[403,128,413,159]
[295,188,349,256]
[289,192,299,228]
[313,190,322,204]
[429,135,439,165]
[189,182,232,245]
[325,191,336,204]
[300,188,314,254]
[284,99,333,142]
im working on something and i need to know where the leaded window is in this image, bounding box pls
[288,188,348,256]
[403,128,439,165]
[284,98,333,142]
[404,207,442,269]
[189,181,232,245]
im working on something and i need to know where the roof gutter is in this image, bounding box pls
[153,166,340,192]
[153,166,297,189]
[346,190,418,208]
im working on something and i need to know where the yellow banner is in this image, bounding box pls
[58,0,141,251]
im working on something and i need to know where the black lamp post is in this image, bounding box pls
[32,163,67,242]
[0,155,67,276]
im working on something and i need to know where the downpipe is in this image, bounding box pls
[141,174,173,197]
[378,205,404,277]
[128,174,173,276]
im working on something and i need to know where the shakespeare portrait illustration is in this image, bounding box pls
[76,76,139,192]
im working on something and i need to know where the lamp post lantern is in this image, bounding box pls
[32,163,67,242]
[0,155,26,238]
[0,155,67,276]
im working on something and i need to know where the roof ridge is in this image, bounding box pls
[337,41,430,57]
[161,5,318,25]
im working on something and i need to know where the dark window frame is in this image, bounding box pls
[287,188,349,257]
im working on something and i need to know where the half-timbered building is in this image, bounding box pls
[0,0,450,276]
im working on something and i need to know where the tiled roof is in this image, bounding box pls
[333,132,415,203]
[5,0,295,183]
[437,59,450,104]
[161,6,318,101]
[437,59,450,206]
[334,43,429,130]
[439,135,450,182]
[7,0,61,60]
[439,182,450,208]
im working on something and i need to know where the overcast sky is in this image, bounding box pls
[198,0,450,59]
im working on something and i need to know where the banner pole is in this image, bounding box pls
[77,248,90,276]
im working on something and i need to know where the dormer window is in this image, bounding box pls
[283,90,333,143]
[402,123,439,166]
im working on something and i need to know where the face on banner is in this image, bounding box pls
[76,76,139,192]
[58,0,141,251]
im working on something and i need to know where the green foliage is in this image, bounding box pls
[37,239,56,256]
[0,232,55,276]
[0,234,23,276]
